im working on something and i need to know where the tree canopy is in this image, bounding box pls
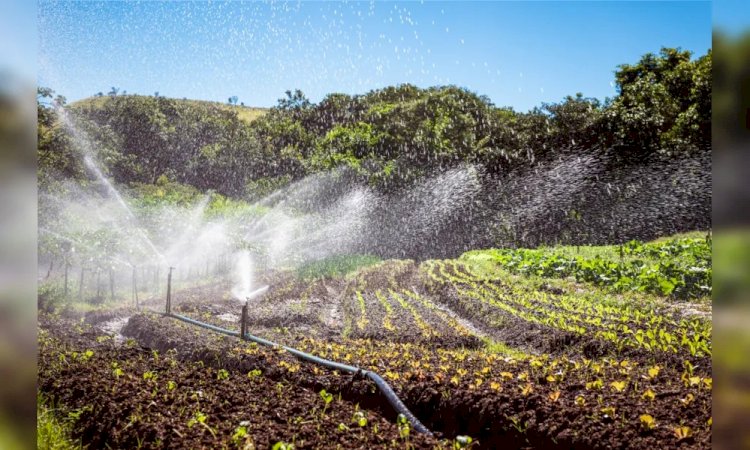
[38,47,710,198]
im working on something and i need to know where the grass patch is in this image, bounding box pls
[543,230,710,265]
[71,95,267,124]
[481,337,530,359]
[296,254,382,280]
[37,394,85,450]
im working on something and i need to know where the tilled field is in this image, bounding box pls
[38,241,712,449]
[39,316,441,449]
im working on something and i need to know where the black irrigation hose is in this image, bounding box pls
[166,312,434,436]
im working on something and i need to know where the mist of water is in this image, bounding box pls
[230,249,253,301]
[39,104,710,307]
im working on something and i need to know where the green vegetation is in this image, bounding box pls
[37,395,85,450]
[296,254,382,280]
[38,47,710,198]
[71,95,267,125]
[462,235,711,299]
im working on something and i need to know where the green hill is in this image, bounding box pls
[70,95,268,124]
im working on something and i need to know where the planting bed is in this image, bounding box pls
[38,235,712,449]
[39,316,441,449]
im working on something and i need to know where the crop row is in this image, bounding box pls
[342,286,479,349]
[295,333,712,449]
[463,237,711,299]
[421,259,711,360]
[89,312,713,449]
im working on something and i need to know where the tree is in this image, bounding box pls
[543,93,604,150]
[607,47,709,155]
[277,89,311,111]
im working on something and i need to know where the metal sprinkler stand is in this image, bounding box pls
[165,266,175,315]
[240,299,249,340]
[239,287,268,340]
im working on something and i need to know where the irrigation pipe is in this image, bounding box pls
[165,312,433,436]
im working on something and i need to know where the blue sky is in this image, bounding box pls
[38,1,711,112]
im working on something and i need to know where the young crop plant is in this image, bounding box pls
[187,410,217,438]
[232,421,253,448]
[389,289,435,338]
[111,362,124,379]
[355,291,369,331]
[397,413,410,442]
[674,426,693,441]
[142,370,157,382]
[639,414,657,431]
[453,435,475,449]
[319,389,333,415]
[374,290,396,331]
[352,411,368,427]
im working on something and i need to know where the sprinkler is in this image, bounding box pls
[240,298,249,340]
[239,285,268,341]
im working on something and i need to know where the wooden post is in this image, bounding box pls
[240,301,248,340]
[78,267,85,301]
[64,261,69,296]
[109,267,115,300]
[132,266,139,309]
[96,268,101,299]
[166,266,174,315]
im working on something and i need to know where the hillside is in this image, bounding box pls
[38,47,711,255]
[70,95,268,124]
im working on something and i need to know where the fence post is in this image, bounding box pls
[132,265,139,310]
[166,266,174,315]
[240,301,248,340]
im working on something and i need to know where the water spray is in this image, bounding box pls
[245,285,269,300]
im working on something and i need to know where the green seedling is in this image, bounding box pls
[319,389,333,415]
[454,435,474,449]
[397,413,410,440]
[187,410,217,438]
[352,411,367,427]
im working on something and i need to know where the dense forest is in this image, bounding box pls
[38,47,712,256]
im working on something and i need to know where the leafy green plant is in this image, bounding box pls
[397,413,410,441]
[319,389,333,415]
[187,411,217,438]
[111,362,124,379]
[639,414,657,431]
[352,411,367,427]
[232,423,251,447]
[454,435,474,449]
